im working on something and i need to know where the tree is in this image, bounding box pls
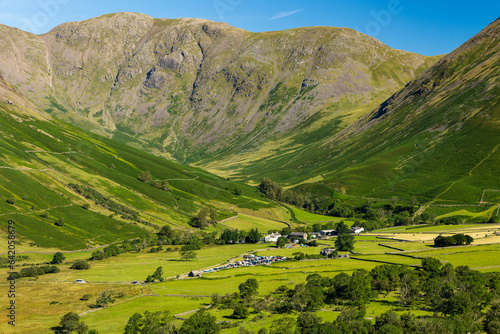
[398,272,419,307]
[220,229,239,244]
[90,250,107,261]
[421,257,442,278]
[139,170,153,183]
[246,228,260,244]
[51,252,66,264]
[178,309,220,334]
[334,307,372,334]
[335,234,355,251]
[347,270,372,306]
[70,260,90,270]
[59,312,86,333]
[124,310,175,334]
[158,225,175,239]
[55,218,65,227]
[153,266,163,281]
[96,290,115,308]
[296,312,326,334]
[335,221,350,235]
[484,299,500,334]
[190,207,212,228]
[233,188,242,196]
[374,311,401,332]
[180,249,197,261]
[269,316,296,334]
[232,304,249,319]
[239,278,259,298]
[276,237,288,248]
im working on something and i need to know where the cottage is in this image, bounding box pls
[350,226,365,234]
[261,232,281,243]
[288,232,308,241]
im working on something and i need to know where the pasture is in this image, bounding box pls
[1,222,500,333]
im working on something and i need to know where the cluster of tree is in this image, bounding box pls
[68,183,141,222]
[90,244,125,261]
[115,258,500,333]
[206,259,500,333]
[57,312,99,334]
[93,290,121,308]
[7,265,60,280]
[189,207,218,229]
[258,178,339,215]
[434,233,473,247]
[257,178,429,227]
[124,309,219,334]
[0,255,29,268]
[187,227,261,245]
[138,171,172,192]
[265,306,500,334]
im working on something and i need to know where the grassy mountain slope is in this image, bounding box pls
[0,74,273,250]
[285,18,500,204]
[0,13,439,166]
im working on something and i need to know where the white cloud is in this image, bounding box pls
[270,9,303,21]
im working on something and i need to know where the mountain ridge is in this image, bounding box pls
[0,12,440,165]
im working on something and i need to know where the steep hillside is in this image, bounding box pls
[289,18,500,204]
[0,12,438,165]
[0,74,273,250]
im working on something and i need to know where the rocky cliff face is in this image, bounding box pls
[0,12,439,163]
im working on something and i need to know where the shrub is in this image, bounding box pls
[232,304,249,319]
[6,199,15,205]
[70,260,90,270]
[81,294,92,301]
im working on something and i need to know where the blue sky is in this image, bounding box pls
[0,0,498,56]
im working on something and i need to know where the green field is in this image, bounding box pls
[1,229,499,333]
[291,207,343,222]
[221,213,287,232]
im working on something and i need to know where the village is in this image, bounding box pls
[187,226,364,277]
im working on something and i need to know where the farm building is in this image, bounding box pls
[320,248,336,256]
[261,232,281,243]
[318,229,336,237]
[350,226,365,234]
[288,232,308,241]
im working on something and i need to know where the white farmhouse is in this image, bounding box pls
[262,232,281,243]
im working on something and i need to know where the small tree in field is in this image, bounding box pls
[51,252,65,264]
[180,250,197,261]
